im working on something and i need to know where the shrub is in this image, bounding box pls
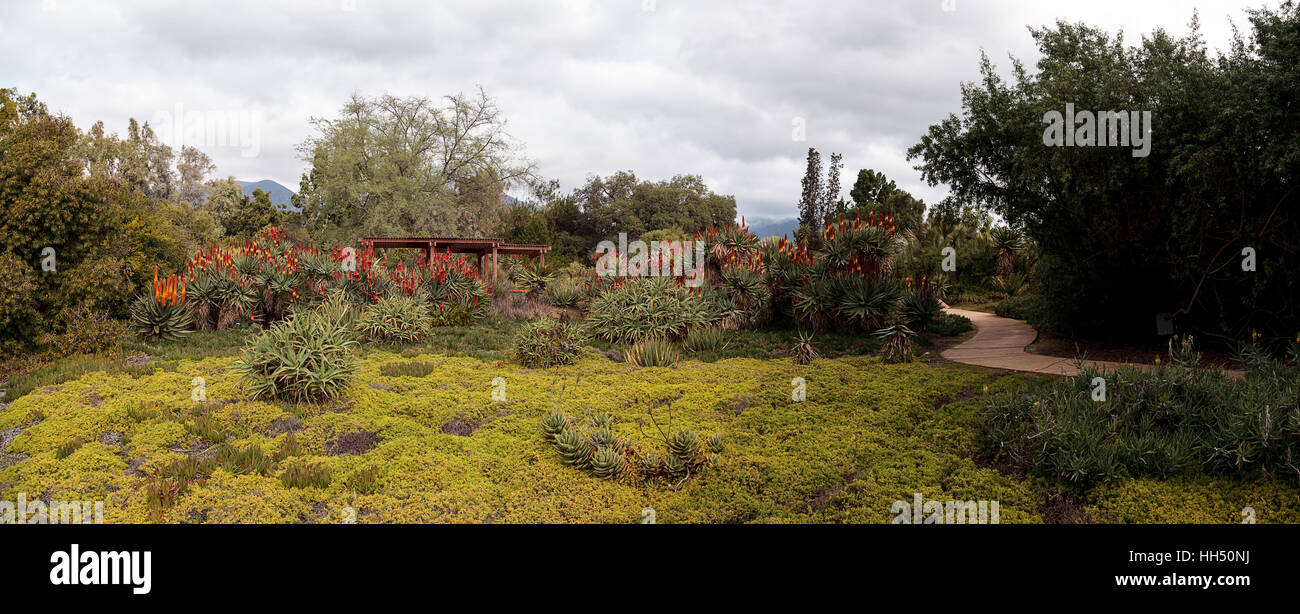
[354,296,430,343]
[39,304,126,358]
[512,318,587,368]
[994,293,1042,322]
[900,287,942,333]
[585,278,718,343]
[544,281,583,308]
[981,337,1300,487]
[230,299,359,403]
[0,251,38,357]
[682,327,730,353]
[929,312,974,337]
[625,338,680,368]
[429,303,475,327]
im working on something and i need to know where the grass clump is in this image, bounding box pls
[625,338,680,368]
[354,296,430,343]
[682,327,730,353]
[54,437,84,460]
[512,318,587,368]
[280,460,331,489]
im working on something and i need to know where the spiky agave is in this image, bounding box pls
[840,277,901,331]
[792,330,819,365]
[874,323,917,363]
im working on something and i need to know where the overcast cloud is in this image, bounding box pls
[0,0,1260,221]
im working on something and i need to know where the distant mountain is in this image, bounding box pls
[746,217,799,239]
[237,179,297,212]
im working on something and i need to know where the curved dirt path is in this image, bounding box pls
[940,308,1245,378]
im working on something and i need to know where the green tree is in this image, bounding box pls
[295,89,536,243]
[0,89,187,354]
[848,169,898,211]
[908,8,1300,341]
[796,148,822,235]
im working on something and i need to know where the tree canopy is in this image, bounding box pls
[908,6,1300,342]
[293,89,536,243]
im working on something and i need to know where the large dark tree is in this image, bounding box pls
[848,169,898,211]
[848,168,925,235]
[908,7,1300,344]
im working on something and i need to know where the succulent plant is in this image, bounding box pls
[792,330,819,365]
[554,428,593,468]
[626,337,681,368]
[587,411,614,429]
[707,453,722,467]
[590,446,625,479]
[708,434,724,453]
[663,455,688,477]
[589,427,619,448]
[642,453,664,476]
[540,409,568,442]
[668,428,701,463]
[130,294,193,342]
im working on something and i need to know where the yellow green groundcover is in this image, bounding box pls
[2,352,1296,524]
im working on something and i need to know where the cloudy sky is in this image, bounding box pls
[0,0,1259,222]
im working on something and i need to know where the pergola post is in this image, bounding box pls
[491,247,498,285]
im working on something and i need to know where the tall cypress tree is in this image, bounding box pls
[822,152,843,221]
[797,147,822,231]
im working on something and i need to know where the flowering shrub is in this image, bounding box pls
[129,269,192,341]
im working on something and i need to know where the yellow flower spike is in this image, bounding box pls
[982,385,989,394]
[1155,357,1161,365]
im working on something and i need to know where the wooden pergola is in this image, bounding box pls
[360,236,551,284]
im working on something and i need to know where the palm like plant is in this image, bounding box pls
[990,227,1023,277]
[874,323,917,363]
[839,278,901,331]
